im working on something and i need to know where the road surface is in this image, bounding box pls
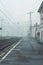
[0,37,43,65]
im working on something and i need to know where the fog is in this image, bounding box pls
[0,0,43,37]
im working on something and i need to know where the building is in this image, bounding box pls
[37,1,43,43]
[32,23,39,39]
[30,1,43,42]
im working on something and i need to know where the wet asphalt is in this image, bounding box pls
[0,37,43,65]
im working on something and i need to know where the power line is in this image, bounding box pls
[0,8,15,25]
[0,2,15,36]
[0,0,16,25]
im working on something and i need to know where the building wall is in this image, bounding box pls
[36,24,43,42]
[32,24,40,38]
[37,2,43,43]
[39,12,43,42]
[39,26,43,42]
[40,13,43,24]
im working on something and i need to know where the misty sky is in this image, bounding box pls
[0,0,43,36]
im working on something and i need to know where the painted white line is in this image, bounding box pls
[0,40,22,62]
[0,52,5,56]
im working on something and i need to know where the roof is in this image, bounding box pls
[38,2,43,12]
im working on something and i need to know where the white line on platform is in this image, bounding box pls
[0,39,22,62]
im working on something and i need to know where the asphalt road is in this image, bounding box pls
[0,37,43,65]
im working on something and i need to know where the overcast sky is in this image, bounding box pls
[0,0,43,36]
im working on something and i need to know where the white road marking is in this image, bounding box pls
[0,52,5,56]
[0,40,22,62]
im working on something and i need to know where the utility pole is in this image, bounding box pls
[27,12,33,38]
